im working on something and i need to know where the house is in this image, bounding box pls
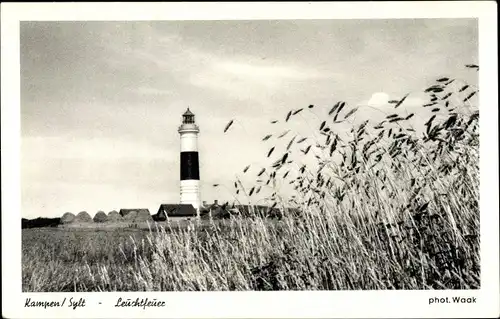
[119,208,151,218]
[199,200,289,220]
[154,201,297,221]
[227,204,284,219]
[156,204,197,220]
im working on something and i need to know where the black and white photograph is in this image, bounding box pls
[2,2,498,318]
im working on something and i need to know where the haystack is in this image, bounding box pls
[107,210,122,221]
[93,211,108,223]
[74,211,93,223]
[60,212,76,224]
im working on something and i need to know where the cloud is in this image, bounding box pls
[367,92,390,107]
[352,92,430,126]
[217,60,328,82]
[102,27,334,106]
[189,59,333,106]
[360,92,427,109]
[133,86,173,96]
[22,136,176,160]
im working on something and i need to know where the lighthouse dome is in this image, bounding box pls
[183,108,194,116]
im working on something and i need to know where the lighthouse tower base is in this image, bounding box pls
[180,180,201,211]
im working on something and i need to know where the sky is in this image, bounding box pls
[20,19,478,218]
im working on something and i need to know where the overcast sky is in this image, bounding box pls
[20,19,478,218]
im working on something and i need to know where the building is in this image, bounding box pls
[178,108,201,213]
[119,208,151,218]
[156,204,197,220]
[198,200,288,220]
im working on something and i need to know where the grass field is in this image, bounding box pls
[22,70,480,292]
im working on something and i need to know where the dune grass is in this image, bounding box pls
[22,67,479,291]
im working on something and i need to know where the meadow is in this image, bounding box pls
[22,66,480,291]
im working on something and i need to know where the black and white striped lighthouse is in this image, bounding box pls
[178,108,201,212]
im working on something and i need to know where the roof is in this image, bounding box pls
[157,204,196,217]
[119,208,150,217]
[183,108,194,116]
[201,203,288,219]
[229,205,282,218]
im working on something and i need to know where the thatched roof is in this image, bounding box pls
[135,209,152,221]
[157,204,196,217]
[199,204,287,219]
[60,212,76,224]
[120,208,150,217]
[93,211,108,223]
[230,205,287,218]
[74,211,93,223]
[122,210,138,220]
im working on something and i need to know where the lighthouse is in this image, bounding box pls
[178,108,201,213]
